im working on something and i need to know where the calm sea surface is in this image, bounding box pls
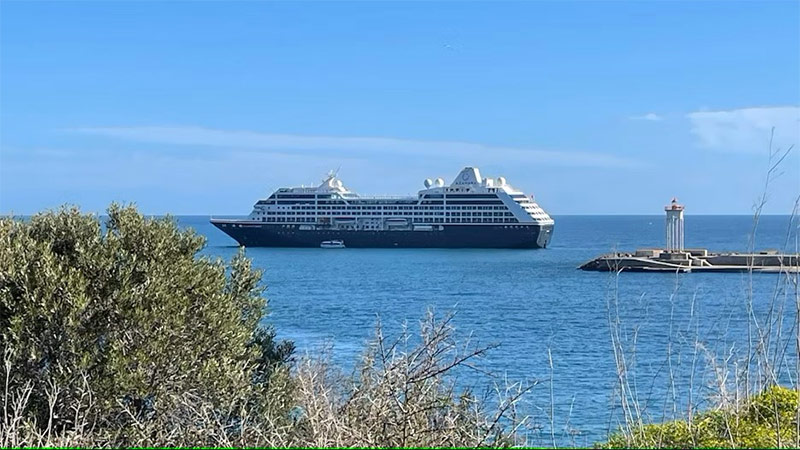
[180,214,797,447]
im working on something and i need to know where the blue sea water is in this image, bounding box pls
[180,214,798,447]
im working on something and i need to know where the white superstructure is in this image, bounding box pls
[244,167,554,230]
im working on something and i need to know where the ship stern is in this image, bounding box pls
[536,223,554,248]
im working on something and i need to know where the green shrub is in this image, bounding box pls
[600,385,800,449]
[0,204,293,446]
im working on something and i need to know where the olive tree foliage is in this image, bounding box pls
[0,204,293,445]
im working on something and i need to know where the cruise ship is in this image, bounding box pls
[210,167,554,248]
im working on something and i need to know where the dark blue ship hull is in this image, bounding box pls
[211,221,553,249]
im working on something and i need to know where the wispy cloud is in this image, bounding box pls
[67,126,645,169]
[629,112,662,121]
[687,106,800,152]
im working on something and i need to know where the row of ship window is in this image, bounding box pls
[254,211,516,216]
[271,186,493,197]
[268,193,502,200]
[255,217,522,224]
[274,224,534,230]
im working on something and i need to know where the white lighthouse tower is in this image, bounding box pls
[664,197,685,252]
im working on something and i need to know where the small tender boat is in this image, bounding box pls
[320,240,345,249]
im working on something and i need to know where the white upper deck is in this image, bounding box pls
[279,167,530,199]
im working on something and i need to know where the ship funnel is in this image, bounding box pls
[451,167,482,186]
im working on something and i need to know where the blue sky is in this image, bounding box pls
[1,1,798,215]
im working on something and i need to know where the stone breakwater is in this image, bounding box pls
[579,248,800,273]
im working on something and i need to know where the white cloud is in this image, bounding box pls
[687,106,800,153]
[630,112,662,121]
[67,126,645,169]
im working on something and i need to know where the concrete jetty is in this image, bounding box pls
[579,199,800,273]
[579,248,800,273]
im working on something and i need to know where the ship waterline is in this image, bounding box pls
[211,166,554,249]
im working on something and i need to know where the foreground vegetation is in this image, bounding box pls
[0,205,529,447]
[602,386,800,449]
[1,204,798,448]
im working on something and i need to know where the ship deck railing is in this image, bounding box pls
[348,195,417,200]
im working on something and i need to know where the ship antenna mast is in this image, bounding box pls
[323,166,341,182]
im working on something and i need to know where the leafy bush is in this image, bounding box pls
[600,385,800,449]
[0,204,293,446]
